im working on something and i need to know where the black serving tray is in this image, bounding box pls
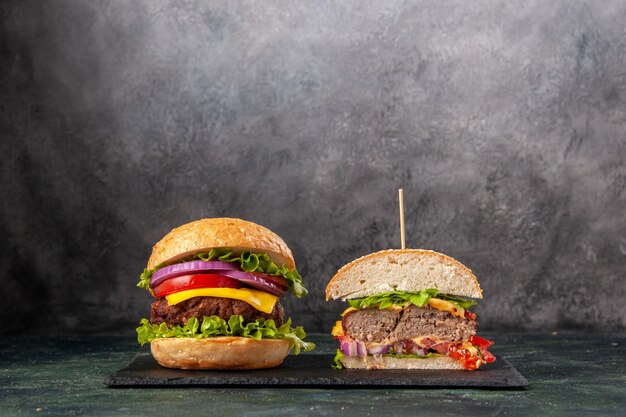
[106,354,528,388]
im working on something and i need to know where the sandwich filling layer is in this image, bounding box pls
[137,245,315,355]
[151,297,285,327]
[332,291,495,370]
[342,305,477,343]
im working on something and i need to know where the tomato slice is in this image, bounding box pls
[470,335,496,364]
[430,341,455,355]
[481,349,496,363]
[153,274,243,298]
[431,339,496,370]
[470,335,495,350]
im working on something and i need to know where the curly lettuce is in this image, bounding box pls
[346,289,476,311]
[332,349,345,369]
[136,315,315,355]
[137,248,308,297]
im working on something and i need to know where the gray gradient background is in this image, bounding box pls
[1,0,625,335]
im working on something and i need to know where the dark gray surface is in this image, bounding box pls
[1,0,625,335]
[106,353,527,388]
[1,333,624,417]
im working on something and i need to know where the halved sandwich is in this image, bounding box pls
[326,249,495,370]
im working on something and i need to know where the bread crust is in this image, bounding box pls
[326,249,482,300]
[150,337,290,370]
[340,354,467,370]
[147,218,295,270]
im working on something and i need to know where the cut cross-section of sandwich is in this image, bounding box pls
[326,249,495,370]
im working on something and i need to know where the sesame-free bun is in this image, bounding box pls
[326,249,482,300]
[147,218,295,270]
[339,354,467,370]
[150,337,290,370]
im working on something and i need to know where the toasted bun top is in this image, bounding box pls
[147,218,295,270]
[326,249,482,300]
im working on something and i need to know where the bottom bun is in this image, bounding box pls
[151,337,290,370]
[340,355,467,370]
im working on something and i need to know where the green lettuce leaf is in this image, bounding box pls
[332,349,345,369]
[136,248,308,297]
[387,351,438,359]
[438,293,477,310]
[137,268,154,290]
[347,289,476,311]
[136,315,315,355]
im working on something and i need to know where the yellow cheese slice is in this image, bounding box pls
[427,298,465,318]
[340,307,356,317]
[166,288,278,314]
[344,298,465,318]
[331,320,345,336]
[341,304,403,316]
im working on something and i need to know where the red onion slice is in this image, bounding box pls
[367,344,391,355]
[339,340,368,357]
[151,261,239,288]
[339,340,356,356]
[217,269,288,297]
[356,341,367,357]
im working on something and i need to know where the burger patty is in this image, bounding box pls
[343,305,476,343]
[150,297,285,327]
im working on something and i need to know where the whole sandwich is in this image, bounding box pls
[136,217,314,370]
[326,249,495,370]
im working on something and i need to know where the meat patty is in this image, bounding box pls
[150,296,285,327]
[342,308,400,342]
[343,305,476,343]
[390,305,477,342]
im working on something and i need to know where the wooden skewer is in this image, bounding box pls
[398,188,406,249]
